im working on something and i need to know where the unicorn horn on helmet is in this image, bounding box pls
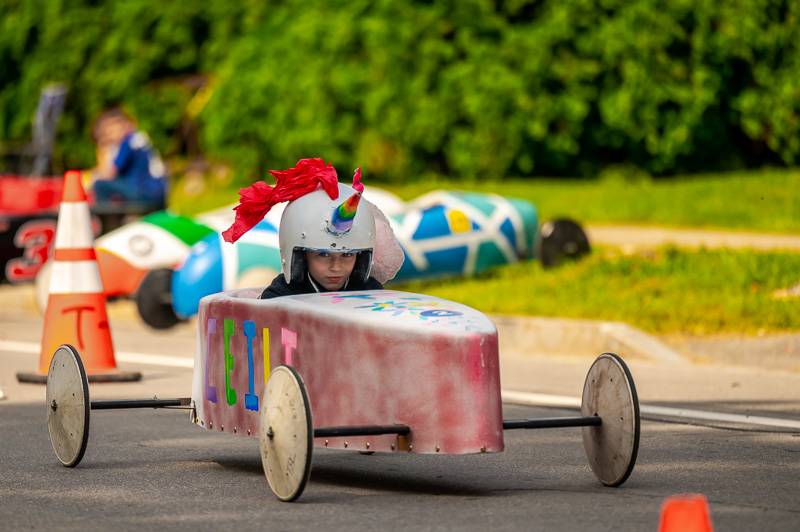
[327,168,364,235]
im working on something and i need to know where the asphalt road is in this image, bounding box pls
[2,286,800,531]
[1,400,798,531]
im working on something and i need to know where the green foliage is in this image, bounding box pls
[2,0,800,179]
[393,246,800,334]
[0,0,259,169]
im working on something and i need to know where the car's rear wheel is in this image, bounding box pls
[135,268,182,329]
[537,218,591,267]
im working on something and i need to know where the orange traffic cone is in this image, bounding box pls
[17,171,141,383]
[658,494,713,532]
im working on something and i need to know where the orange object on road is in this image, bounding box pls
[17,170,140,383]
[658,494,713,532]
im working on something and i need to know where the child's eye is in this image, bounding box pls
[342,252,355,258]
[317,251,330,258]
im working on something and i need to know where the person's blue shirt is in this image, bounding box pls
[95,131,167,206]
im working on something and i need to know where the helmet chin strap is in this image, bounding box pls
[307,273,321,293]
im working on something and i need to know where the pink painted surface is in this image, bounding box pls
[191,289,503,454]
[281,327,296,366]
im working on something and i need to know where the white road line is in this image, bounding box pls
[0,340,39,354]
[638,404,800,430]
[502,390,800,430]
[0,340,193,369]
[3,339,799,429]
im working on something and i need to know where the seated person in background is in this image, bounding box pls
[91,108,167,207]
[221,158,402,298]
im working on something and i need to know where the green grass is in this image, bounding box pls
[169,168,800,233]
[386,169,800,234]
[390,246,800,335]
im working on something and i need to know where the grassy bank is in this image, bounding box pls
[170,168,800,234]
[387,169,800,233]
[390,246,800,335]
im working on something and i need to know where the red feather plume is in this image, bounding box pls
[222,158,340,243]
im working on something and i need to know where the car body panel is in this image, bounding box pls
[192,288,504,454]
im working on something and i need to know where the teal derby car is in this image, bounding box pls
[137,191,589,329]
[391,190,539,280]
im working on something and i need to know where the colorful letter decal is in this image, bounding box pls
[205,318,218,403]
[281,327,297,366]
[204,316,300,417]
[223,319,237,406]
[263,327,271,384]
[243,320,258,412]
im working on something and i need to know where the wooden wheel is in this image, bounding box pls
[46,345,90,467]
[259,365,313,501]
[581,353,640,487]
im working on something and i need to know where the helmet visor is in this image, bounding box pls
[289,247,373,285]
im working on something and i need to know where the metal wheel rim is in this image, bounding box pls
[259,365,313,502]
[46,344,90,467]
[580,353,640,487]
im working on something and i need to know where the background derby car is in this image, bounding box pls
[392,190,539,279]
[129,189,399,328]
[3,173,171,287]
[139,217,283,329]
[139,191,589,329]
[1,175,63,284]
[45,289,640,501]
[160,189,402,327]
[34,208,230,311]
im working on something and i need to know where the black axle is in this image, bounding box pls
[85,401,599,433]
[314,424,410,438]
[90,398,191,410]
[503,416,601,430]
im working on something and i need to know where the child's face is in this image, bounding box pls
[96,117,132,146]
[306,250,357,291]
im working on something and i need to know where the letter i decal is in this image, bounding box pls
[263,328,270,384]
[223,319,237,406]
[205,318,217,403]
[243,321,258,411]
[281,327,297,366]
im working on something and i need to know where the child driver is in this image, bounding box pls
[221,158,387,298]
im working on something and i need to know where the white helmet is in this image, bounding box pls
[279,182,375,284]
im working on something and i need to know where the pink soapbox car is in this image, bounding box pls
[45,289,640,501]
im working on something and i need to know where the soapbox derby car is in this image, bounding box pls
[0,175,61,284]
[2,173,165,285]
[135,190,590,330]
[46,288,639,501]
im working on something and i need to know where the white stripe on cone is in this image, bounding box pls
[49,260,104,294]
[54,201,94,249]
